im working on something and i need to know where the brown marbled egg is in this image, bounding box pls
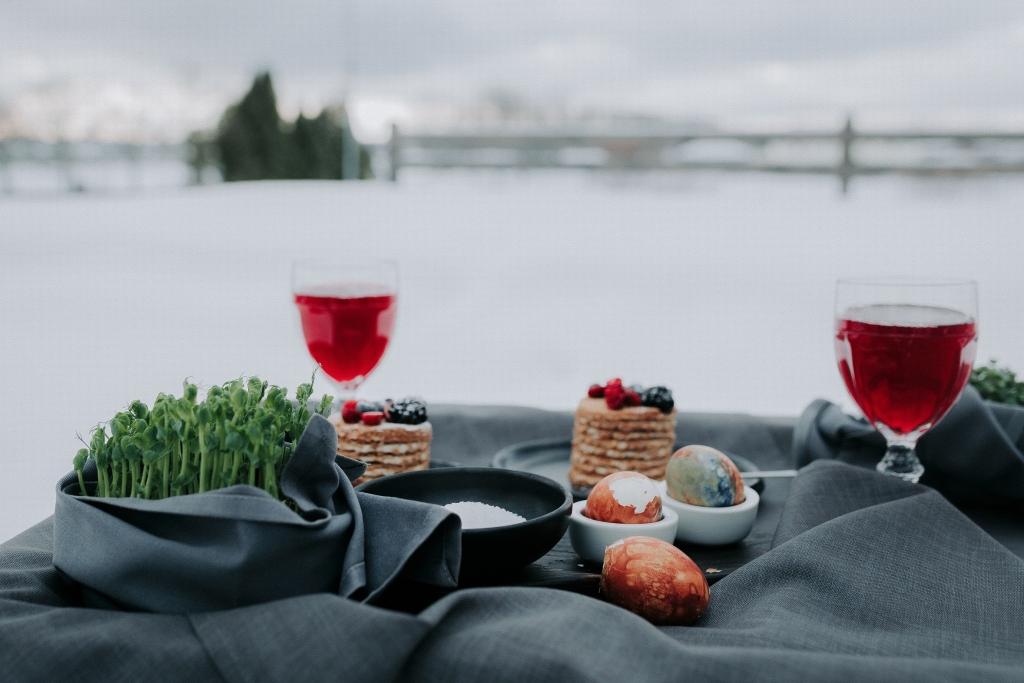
[585,471,661,524]
[600,536,710,625]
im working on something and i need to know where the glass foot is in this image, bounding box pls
[876,444,924,483]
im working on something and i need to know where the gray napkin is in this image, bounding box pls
[793,386,1024,506]
[52,414,461,613]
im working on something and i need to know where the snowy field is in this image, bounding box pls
[2,171,1024,541]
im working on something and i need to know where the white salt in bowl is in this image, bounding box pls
[356,467,572,579]
[568,500,678,564]
[656,481,759,546]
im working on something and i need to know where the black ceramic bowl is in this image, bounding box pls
[356,467,572,578]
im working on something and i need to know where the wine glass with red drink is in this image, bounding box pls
[835,278,978,483]
[292,261,398,397]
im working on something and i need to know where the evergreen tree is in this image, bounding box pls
[292,112,343,179]
[216,73,291,181]
[214,72,372,182]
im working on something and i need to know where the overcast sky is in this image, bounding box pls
[2,1,1024,139]
[6,0,1023,72]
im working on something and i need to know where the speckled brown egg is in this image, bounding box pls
[601,536,709,625]
[585,471,662,524]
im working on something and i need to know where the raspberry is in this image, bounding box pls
[588,384,605,398]
[341,400,361,424]
[605,385,626,410]
[606,378,622,388]
[361,411,384,426]
[623,389,642,407]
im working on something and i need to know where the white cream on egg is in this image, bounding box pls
[608,476,659,513]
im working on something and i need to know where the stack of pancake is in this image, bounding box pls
[568,397,677,489]
[332,420,432,485]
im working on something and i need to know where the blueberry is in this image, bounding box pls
[640,386,674,413]
[356,400,383,413]
[385,398,428,424]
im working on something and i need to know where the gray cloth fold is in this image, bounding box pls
[52,414,461,612]
[3,407,1024,682]
[793,386,1024,506]
[4,458,1023,682]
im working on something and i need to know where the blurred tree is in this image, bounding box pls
[292,112,343,179]
[216,73,291,180]
[333,104,373,180]
[214,73,372,182]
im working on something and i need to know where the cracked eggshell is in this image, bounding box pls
[585,471,662,524]
[601,536,709,626]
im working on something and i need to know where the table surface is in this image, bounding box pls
[7,405,1024,683]
[370,406,801,611]
[375,405,1024,612]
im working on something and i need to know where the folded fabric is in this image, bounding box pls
[406,463,1024,682]
[52,414,461,613]
[5,460,1023,682]
[792,386,1024,506]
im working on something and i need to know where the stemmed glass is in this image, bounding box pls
[291,261,398,399]
[834,278,978,483]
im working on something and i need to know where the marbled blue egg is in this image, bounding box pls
[665,445,746,507]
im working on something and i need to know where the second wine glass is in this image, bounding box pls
[834,278,978,483]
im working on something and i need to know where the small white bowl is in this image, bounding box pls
[568,500,679,564]
[656,481,759,546]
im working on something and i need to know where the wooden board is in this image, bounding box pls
[375,473,791,614]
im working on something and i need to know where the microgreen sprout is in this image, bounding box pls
[970,360,1024,406]
[72,374,333,502]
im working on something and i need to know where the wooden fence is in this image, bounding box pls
[4,118,1024,193]
[386,118,1024,191]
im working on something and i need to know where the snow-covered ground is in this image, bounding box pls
[2,171,1023,542]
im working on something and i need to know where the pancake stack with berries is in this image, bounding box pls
[332,398,431,484]
[568,379,677,489]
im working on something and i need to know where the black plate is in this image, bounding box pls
[355,467,572,580]
[429,459,458,469]
[492,439,763,500]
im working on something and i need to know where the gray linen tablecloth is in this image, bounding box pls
[2,405,1023,682]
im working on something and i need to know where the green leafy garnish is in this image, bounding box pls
[970,360,1024,405]
[73,373,333,501]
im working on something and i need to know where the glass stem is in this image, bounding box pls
[877,440,924,484]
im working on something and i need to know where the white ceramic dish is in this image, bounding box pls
[656,481,759,546]
[568,500,679,564]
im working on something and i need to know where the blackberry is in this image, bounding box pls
[356,400,383,414]
[385,398,428,425]
[640,386,674,413]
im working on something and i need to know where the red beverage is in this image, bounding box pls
[835,304,977,436]
[294,285,397,386]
